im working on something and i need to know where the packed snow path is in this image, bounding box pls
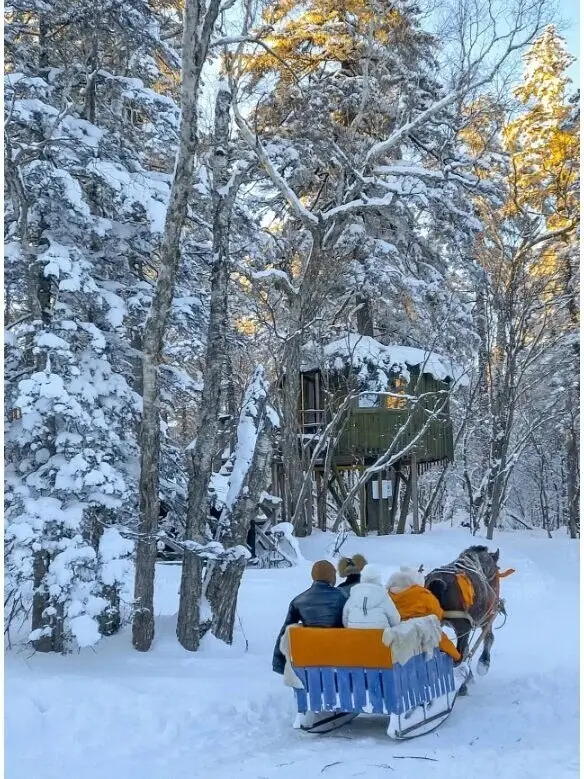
[6,529,579,779]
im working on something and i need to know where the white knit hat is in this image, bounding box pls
[387,566,424,593]
[360,564,384,585]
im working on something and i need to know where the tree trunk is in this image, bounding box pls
[133,0,222,652]
[396,468,413,534]
[280,330,306,534]
[388,465,401,533]
[411,454,419,533]
[356,294,374,336]
[485,404,512,540]
[566,423,579,539]
[177,84,236,651]
[205,375,274,643]
[330,466,363,535]
[98,585,122,637]
[278,231,327,537]
[31,550,52,652]
[86,510,122,637]
[205,558,247,642]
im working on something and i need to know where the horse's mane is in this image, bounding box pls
[464,545,490,555]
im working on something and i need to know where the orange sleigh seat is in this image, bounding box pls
[288,624,459,667]
[288,626,393,668]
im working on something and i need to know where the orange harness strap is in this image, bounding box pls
[497,568,516,579]
[455,573,475,610]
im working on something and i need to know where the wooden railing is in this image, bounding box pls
[337,408,453,463]
[298,404,453,464]
[298,409,326,434]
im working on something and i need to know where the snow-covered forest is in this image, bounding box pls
[4,0,579,662]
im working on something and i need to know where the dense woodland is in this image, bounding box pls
[4,0,579,654]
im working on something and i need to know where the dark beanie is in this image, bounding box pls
[311,560,336,585]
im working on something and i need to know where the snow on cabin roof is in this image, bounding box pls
[300,334,468,386]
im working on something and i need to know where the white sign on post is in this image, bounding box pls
[372,480,393,500]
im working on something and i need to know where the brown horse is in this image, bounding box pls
[425,545,503,695]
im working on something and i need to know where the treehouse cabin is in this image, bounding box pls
[275,334,462,536]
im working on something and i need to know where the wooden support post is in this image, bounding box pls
[330,466,362,536]
[305,471,314,536]
[359,471,367,536]
[314,371,321,428]
[280,466,288,523]
[411,453,419,533]
[377,471,386,535]
[396,465,413,534]
[388,465,401,533]
[356,464,367,536]
[315,470,327,531]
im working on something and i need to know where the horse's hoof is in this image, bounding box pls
[477,659,490,676]
[458,683,469,697]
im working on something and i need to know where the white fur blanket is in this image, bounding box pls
[382,615,442,665]
[279,627,305,689]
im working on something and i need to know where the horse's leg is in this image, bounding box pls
[477,619,495,676]
[477,582,499,676]
[450,619,472,696]
[451,618,471,661]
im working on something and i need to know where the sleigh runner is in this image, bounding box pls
[287,625,468,740]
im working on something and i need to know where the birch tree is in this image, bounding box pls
[176,80,253,650]
[132,0,225,652]
[203,366,276,643]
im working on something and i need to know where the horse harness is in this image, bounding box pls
[430,554,515,662]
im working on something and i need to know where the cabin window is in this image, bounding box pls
[383,376,407,410]
[300,373,324,429]
[358,392,379,408]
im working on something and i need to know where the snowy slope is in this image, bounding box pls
[5,528,579,779]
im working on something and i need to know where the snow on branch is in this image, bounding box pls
[232,101,319,229]
[247,268,299,297]
[364,90,462,167]
[373,163,478,187]
[223,365,271,512]
[322,193,396,222]
[364,0,549,169]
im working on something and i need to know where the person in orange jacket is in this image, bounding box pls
[386,567,461,663]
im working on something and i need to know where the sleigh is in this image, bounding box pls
[288,626,466,740]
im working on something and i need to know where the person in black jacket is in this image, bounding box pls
[272,560,347,674]
[337,554,367,594]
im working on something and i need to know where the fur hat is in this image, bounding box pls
[387,566,425,593]
[311,560,336,585]
[337,554,367,578]
[360,564,384,585]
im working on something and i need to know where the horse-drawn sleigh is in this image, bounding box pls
[286,545,514,740]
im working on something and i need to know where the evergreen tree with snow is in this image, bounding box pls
[4,0,207,650]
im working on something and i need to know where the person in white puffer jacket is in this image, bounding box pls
[342,564,401,629]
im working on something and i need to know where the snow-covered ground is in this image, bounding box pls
[5,527,580,779]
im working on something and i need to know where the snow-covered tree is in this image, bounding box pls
[229,0,548,534]
[4,0,206,651]
[459,27,579,538]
